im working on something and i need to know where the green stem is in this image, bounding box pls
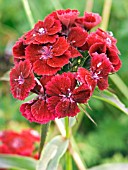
[65,117,70,139]
[85,0,94,12]
[21,0,34,28]
[100,0,112,31]
[39,123,50,158]
[65,117,72,170]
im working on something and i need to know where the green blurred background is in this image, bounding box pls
[0,0,128,169]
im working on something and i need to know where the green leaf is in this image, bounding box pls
[37,135,69,170]
[0,71,10,81]
[0,154,37,170]
[39,123,50,157]
[93,90,128,115]
[89,163,128,170]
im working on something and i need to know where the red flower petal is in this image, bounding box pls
[47,20,62,35]
[107,48,122,72]
[55,100,80,118]
[68,46,82,58]
[12,38,26,59]
[52,37,69,56]
[68,27,88,47]
[43,16,55,29]
[33,59,60,75]
[77,67,96,92]
[36,34,58,44]
[46,74,72,96]
[72,84,91,103]
[47,96,61,115]
[56,9,79,28]
[47,51,70,67]
[83,12,102,30]
[91,53,112,77]
[89,42,106,56]
[97,77,109,90]
[31,99,56,124]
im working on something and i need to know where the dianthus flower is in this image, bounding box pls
[10,9,122,124]
[20,76,57,124]
[46,72,91,118]
[10,60,35,100]
[0,129,40,158]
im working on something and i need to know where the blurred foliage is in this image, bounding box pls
[0,0,128,169]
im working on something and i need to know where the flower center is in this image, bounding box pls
[39,46,53,60]
[106,37,112,45]
[14,72,24,85]
[11,138,23,148]
[38,27,46,34]
[60,88,74,102]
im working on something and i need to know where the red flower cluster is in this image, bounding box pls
[0,129,40,158]
[10,9,121,124]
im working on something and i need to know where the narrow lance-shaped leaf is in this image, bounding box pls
[0,154,37,170]
[36,135,69,170]
[39,123,50,158]
[93,90,128,115]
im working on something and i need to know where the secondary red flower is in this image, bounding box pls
[76,12,101,30]
[24,16,61,44]
[87,28,119,53]
[25,37,70,75]
[50,9,79,28]
[46,72,91,118]
[10,60,35,100]
[20,76,57,124]
[0,129,40,157]
[91,53,112,90]
[77,53,112,90]
[77,68,97,92]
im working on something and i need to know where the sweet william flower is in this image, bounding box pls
[20,76,57,124]
[24,15,61,45]
[76,12,101,31]
[10,60,35,100]
[50,9,79,28]
[46,72,91,118]
[77,53,112,91]
[25,37,70,75]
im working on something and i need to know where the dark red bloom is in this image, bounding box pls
[86,29,121,72]
[77,68,97,92]
[77,53,112,90]
[12,37,26,59]
[106,47,122,72]
[20,76,57,124]
[68,27,88,58]
[76,12,101,30]
[50,9,79,28]
[46,72,91,118]
[10,60,35,100]
[25,37,70,75]
[24,16,61,44]
[91,53,112,90]
[87,28,119,53]
[0,130,40,157]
